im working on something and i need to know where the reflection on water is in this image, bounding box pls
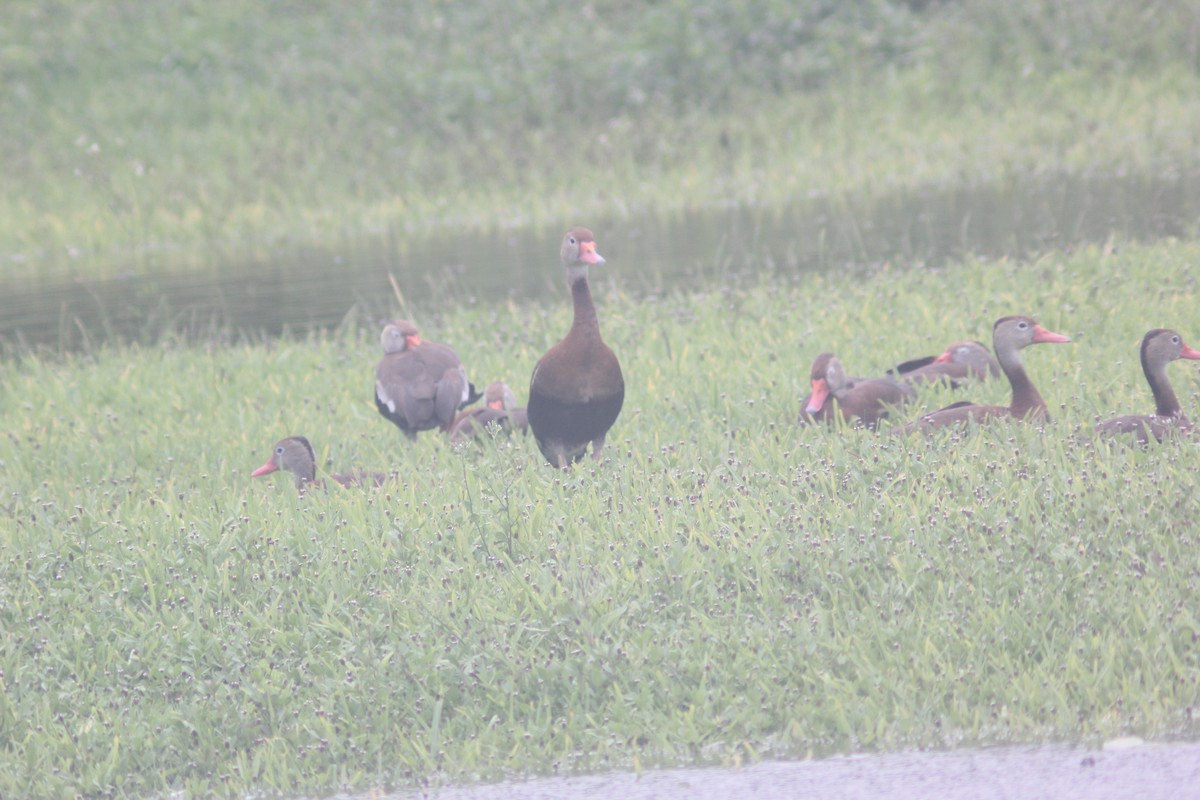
[354,740,1199,800]
[2,173,1198,351]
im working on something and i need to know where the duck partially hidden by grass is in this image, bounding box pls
[1095,328,1200,444]
[895,315,1072,434]
[802,353,913,430]
[251,436,388,492]
[890,340,1001,388]
[449,381,529,444]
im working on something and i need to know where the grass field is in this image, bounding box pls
[2,239,1200,797]
[4,1,1200,797]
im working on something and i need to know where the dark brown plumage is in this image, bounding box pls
[527,227,624,467]
[798,355,867,425]
[374,320,480,439]
[1095,328,1200,444]
[251,436,387,492]
[897,316,1071,433]
[448,381,529,444]
[803,352,913,430]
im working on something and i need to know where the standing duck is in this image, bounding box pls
[803,353,913,430]
[375,320,480,439]
[449,380,529,443]
[897,316,1071,433]
[1095,328,1200,443]
[527,227,624,467]
[891,340,1001,388]
[251,436,387,492]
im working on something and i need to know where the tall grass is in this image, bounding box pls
[2,239,1199,797]
[2,0,1199,271]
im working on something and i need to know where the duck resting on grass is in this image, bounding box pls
[449,380,529,444]
[1095,328,1200,444]
[889,340,1001,388]
[251,436,387,492]
[895,315,1071,433]
[802,352,913,430]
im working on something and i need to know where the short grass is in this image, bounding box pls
[2,239,1199,798]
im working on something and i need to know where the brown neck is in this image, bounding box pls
[1145,361,1182,417]
[996,347,1047,417]
[568,275,601,342]
[1007,365,1047,417]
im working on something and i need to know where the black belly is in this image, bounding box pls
[527,386,624,462]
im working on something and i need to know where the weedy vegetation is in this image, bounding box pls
[3,0,1200,797]
[3,240,1200,797]
[3,0,1200,273]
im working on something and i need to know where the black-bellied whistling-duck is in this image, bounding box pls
[1095,328,1200,444]
[527,227,624,467]
[449,380,529,444]
[897,315,1071,433]
[803,353,913,430]
[375,320,481,439]
[891,340,1001,387]
[798,355,867,425]
[251,436,387,492]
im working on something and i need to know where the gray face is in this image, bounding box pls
[823,357,849,393]
[278,438,316,481]
[380,320,419,354]
[1146,330,1183,366]
[560,228,605,283]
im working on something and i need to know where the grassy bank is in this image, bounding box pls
[3,0,1200,271]
[2,239,1200,797]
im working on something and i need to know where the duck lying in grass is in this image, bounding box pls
[1095,328,1200,444]
[889,340,1001,387]
[894,316,1072,433]
[801,352,913,430]
[251,436,388,492]
[449,380,529,444]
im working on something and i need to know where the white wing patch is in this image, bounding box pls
[376,381,397,414]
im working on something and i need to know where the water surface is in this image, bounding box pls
[3,173,1198,351]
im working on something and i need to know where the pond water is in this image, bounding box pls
[342,739,1199,800]
[2,173,1198,352]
